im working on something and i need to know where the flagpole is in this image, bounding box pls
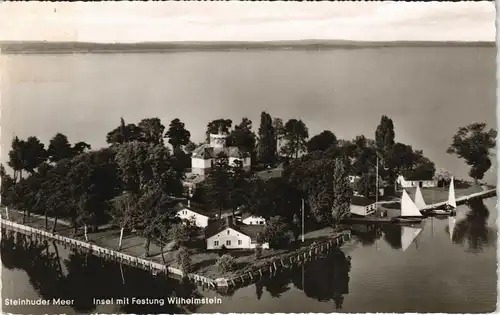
[301,198,305,243]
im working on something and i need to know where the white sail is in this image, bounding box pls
[447,177,457,208]
[448,216,456,242]
[401,226,422,252]
[414,186,427,210]
[401,190,423,217]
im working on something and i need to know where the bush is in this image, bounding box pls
[216,254,236,273]
[176,247,192,275]
[263,216,291,249]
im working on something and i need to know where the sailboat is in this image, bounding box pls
[425,177,457,216]
[391,190,424,224]
[414,186,427,210]
[401,225,423,251]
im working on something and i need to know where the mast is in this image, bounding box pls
[376,155,379,205]
[301,198,305,243]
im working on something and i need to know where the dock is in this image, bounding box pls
[421,188,496,211]
[0,213,352,291]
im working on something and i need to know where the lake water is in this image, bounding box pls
[0,46,496,183]
[0,46,497,313]
[1,197,497,314]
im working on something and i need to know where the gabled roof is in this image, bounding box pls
[351,196,376,206]
[205,219,265,241]
[192,144,250,159]
[174,202,211,217]
[241,212,265,220]
[254,167,284,181]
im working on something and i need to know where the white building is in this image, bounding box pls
[191,127,251,176]
[397,175,438,188]
[350,196,377,216]
[241,214,266,225]
[206,220,269,250]
[176,205,211,228]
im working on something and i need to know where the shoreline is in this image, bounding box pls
[1,40,495,55]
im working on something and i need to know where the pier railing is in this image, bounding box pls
[1,217,352,290]
[0,218,217,288]
[421,188,496,211]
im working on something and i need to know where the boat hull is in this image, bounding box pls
[425,209,455,216]
[391,217,424,224]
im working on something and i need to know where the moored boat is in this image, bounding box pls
[424,177,457,216]
[391,190,425,224]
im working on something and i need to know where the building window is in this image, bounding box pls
[214,241,219,247]
[227,230,230,235]
[260,221,264,225]
[238,240,242,245]
[226,240,231,246]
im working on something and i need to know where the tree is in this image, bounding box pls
[387,142,415,175]
[203,152,231,218]
[72,142,91,156]
[106,118,141,145]
[114,142,181,194]
[257,112,277,164]
[206,119,232,141]
[184,141,197,154]
[281,119,309,159]
[8,136,26,182]
[177,247,192,275]
[434,168,453,187]
[168,223,192,248]
[375,115,395,159]
[272,118,285,156]
[216,254,236,273]
[263,216,290,249]
[228,159,249,216]
[331,159,353,226]
[165,118,191,150]
[354,173,378,197]
[0,164,15,206]
[47,133,74,163]
[403,150,436,181]
[109,192,136,250]
[229,117,256,156]
[307,131,337,153]
[23,136,47,174]
[447,123,497,183]
[138,118,165,145]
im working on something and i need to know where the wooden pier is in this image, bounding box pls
[421,188,496,211]
[0,217,352,291]
[0,218,217,288]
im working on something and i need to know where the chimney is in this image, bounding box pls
[225,215,233,226]
[187,199,191,208]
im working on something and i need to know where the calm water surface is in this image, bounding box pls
[1,46,497,313]
[0,46,496,183]
[1,198,497,314]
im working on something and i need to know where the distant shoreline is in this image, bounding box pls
[0,40,495,54]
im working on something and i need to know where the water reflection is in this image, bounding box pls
[252,249,351,310]
[1,231,201,314]
[449,199,496,253]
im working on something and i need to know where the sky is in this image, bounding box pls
[0,2,496,43]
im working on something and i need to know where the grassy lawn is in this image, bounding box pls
[1,210,339,280]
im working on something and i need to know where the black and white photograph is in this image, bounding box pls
[0,2,497,314]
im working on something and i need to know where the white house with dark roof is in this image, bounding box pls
[241,213,266,225]
[350,196,377,216]
[175,203,211,228]
[206,218,269,250]
[191,127,251,176]
[397,174,438,188]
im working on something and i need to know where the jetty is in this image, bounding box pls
[420,188,496,211]
[0,211,352,291]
